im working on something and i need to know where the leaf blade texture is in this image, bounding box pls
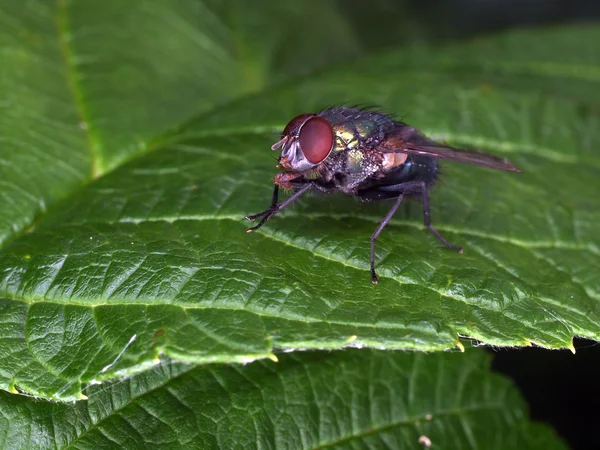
[0,1,598,399]
[0,350,566,449]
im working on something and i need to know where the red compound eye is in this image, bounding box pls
[282,114,314,137]
[298,117,334,163]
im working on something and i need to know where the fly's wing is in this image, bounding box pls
[379,126,522,173]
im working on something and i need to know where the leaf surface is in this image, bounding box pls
[0,0,365,243]
[0,350,566,449]
[0,3,599,399]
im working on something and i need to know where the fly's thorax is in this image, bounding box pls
[331,120,377,152]
[317,144,385,193]
[332,125,359,151]
[329,123,372,174]
[346,148,363,174]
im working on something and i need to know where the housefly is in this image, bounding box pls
[246,106,521,284]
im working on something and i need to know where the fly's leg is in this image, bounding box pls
[419,181,462,253]
[246,183,313,232]
[366,180,461,283]
[370,193,405,284]
[378,181,462,253]
[245,185,279,221]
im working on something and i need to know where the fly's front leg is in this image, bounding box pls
[245,185,279,222]
[246,182,313,233]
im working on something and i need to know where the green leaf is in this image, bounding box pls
[0,0,365,244]
[0,350,566,449]
[1,1,599,400]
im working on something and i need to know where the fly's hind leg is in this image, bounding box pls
[378,181,461,253]
[365,180,462,284]
[369,192,405,284]
[418,181,462,253]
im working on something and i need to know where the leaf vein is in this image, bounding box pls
[55,0,101,177]
[311,405,506,449]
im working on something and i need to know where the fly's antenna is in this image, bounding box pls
[271,136,288,151]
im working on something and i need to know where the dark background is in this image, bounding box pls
[341,0,600,45]
[492,339,600,450]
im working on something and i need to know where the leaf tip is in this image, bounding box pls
[268,353,279,362]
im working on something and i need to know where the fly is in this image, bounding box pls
[246,106,521,284]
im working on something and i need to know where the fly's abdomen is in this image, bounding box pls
[381,154,438,187]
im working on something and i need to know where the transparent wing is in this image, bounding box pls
[379,127,522,173]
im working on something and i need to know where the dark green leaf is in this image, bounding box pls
[0,2,598,401]
[0,350,566,449]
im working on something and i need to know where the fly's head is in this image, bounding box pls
[271,114,334,174]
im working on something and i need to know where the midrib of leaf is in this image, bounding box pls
[55,0,101,178]
[0,296,447,338]
[69,210,599,257]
